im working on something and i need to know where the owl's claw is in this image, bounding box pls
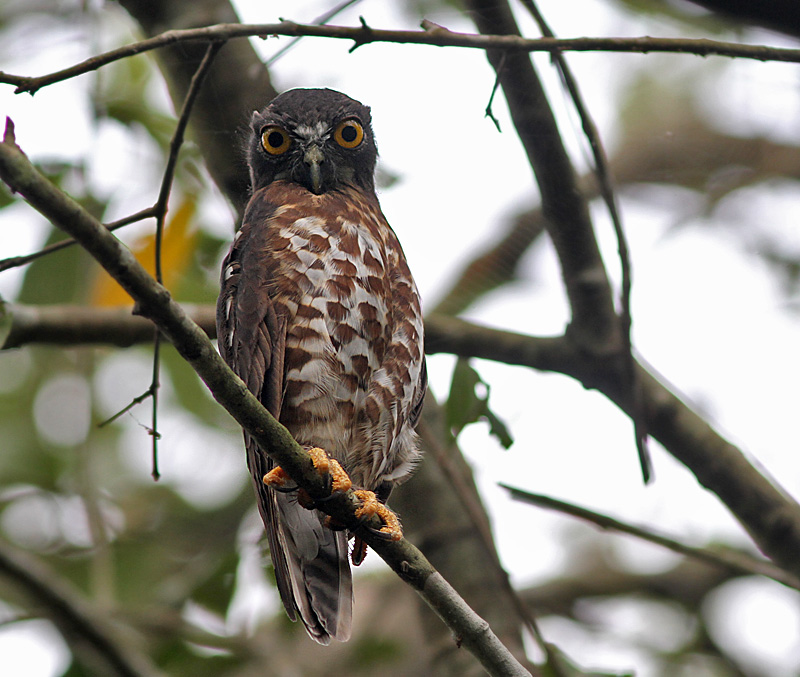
[262,466,296,491]
[307,447,352,494]
[263,447,352,501]
[353,489,403,542]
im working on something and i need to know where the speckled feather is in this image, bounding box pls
[216,89,426,644]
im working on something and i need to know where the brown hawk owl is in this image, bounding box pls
[216,88,426,644]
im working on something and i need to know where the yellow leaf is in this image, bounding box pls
[91,199,198,307]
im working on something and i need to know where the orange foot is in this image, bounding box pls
[262,447,352,496]
[354,489,402,542]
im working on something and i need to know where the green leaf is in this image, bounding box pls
[445,358,514,449]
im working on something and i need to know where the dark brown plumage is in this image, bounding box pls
[216,88,426,644]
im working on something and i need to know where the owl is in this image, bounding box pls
[216,88,427,644]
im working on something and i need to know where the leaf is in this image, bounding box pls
[445,358,514,449]
[91,198,198,307]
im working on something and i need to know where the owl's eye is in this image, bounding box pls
[333,119,364,149]
[261,126,291,155]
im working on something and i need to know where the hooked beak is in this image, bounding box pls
[303,144,325,194]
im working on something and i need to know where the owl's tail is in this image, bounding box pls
[246,442,351,644]
[271,490,353,644]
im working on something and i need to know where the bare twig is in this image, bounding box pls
[501,485,800,590]
[98,41,224,477]
[0,122,531,677]
[0,207,155,273]
[2,23,800,95]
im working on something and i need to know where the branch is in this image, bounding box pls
[0,125,530,677]
[424,315,800,580]
[1,304,216,349]
[2,22,800,95]
[501,485,800,590]
[0,538,159,677]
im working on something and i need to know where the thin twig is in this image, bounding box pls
[266,0,364,65]
[98,384,156,427]
[519,0,652,483]
[0,207,155,273]
[2,23,800,94]
[150,40,224,479]
[501,484,800,590]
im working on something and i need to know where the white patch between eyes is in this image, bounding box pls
[294,122,329,143]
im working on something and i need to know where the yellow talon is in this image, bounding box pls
[262,465,292,487]
[354,489,403,541]
[307,447,352,493]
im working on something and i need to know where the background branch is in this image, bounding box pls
[0,538,159,677]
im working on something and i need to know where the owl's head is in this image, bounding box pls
[247,88,377,196]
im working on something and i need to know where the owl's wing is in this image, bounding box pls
[216,196,352,645]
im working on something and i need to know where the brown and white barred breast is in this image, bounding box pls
[221,181,425,491]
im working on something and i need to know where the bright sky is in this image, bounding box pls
[2,1,800,675]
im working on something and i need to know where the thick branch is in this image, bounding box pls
[7,306,800,581]
[1,304,215,349]
[0,126,530,677]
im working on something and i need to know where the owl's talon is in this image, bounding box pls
[263,466,293,489]
[353,489,403,541]
[263,448,353,502]
[307,447,352,494]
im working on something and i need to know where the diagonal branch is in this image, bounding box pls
[501,485,800,590]
[519,0,651,482]
[0,124,531,677]
[466,0,618,354]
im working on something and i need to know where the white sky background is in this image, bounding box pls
[1,0,800,674]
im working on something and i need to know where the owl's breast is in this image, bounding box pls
[265,199,394,458]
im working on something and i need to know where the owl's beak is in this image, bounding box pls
[303,145,325,194]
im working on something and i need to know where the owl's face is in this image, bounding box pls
[247,88,377,196]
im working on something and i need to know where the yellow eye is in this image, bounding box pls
[261,126,291,155]
[333,119,364,149]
